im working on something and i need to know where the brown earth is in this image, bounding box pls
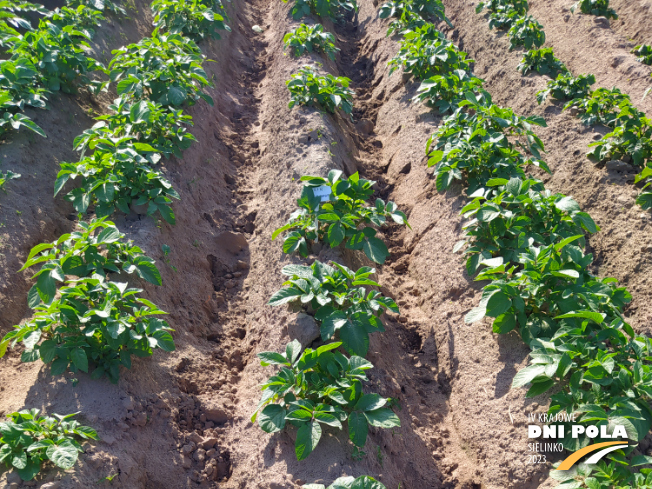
[2,0,652,488]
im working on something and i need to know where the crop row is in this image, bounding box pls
[388,1,652,487]
[0,0,231,481]
[477,0,652,217]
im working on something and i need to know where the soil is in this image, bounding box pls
[1,0,652,488]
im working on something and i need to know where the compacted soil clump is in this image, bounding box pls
[1,0,652,488]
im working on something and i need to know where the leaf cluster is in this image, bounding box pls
[571,0,617,19]
[0,168,20,192]
[272,169,409,264]
[379,0,452,31]
[151,0,230,41]
[563,87,631,127]
[536,72,595,105]
[387,25,473,80]
[286,0,358,22]
[283,23,339,61]
[632,44,652,66]
[253,340,400,460]
[414,69,486,114]
[517,47,567,76]
[507,15,545,50]
[304,476,387,489]
[0,409,97,481]
[287,65,354,115]
[268,261,399,357]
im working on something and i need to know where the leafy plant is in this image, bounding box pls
[74,95,196,159]
[268,261,398,356]
[1,274,175,383]
[388,25,473,80]
[283,23,339,61]
[508,15,545,50]
[426,92,549,194]
[287,65,354,116]
[633,44,652,65]
[536,72,595,104]
[19,217,162,307]
[517,48,567,76]
[563,86,631,127]
[379,0,452,28]
[151,0,230,40]
[571,0,617,19]
[109,31,214,107]
[252,340,400,460]
[55,138,180,223]
[476,0,529,16]
[0,169,20,191]
[286,0,358,21]
[586,104,652,167]
[0,409,97,481]
[304,476,387,489]
[457,177,598,275]
[272,169,409,264]
[66,0,126,16]
[476,0,529,30]
[414,69,485,113]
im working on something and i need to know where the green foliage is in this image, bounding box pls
[1,273,175,383]
[476,0,529,30]
[426,92,549,194]
[272,169,409,264]
[563,87,631,127]
[66,0,126,16]
[19,217,162,307]
[571,0,617,19]
[0,168,19,191]
[476,0,529,16]
[517,48,567,76]
[0,409,97,481]
[379,0,452,29]
[633,44,652,66]
[388,25,473,80]
[586,104,652,167]
[268,261,398,356]
[109,31,214,107]
[414,70,485,113]
[287,65,353,116]
[303,476,387,489]
[550,461,652,489]
[507,15,545,50]
[536,72,595,105]
[151,0,230,40]
[252,340,400,460]
[283,23,339,61]
[286,0,358,22]
[74,95,196,159]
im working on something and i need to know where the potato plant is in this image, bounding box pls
[283,23,339,61]
[0,169,20,192]
[272,170,409,264]
[1,274,175,383]
[287,0,358,21]
[19,217,162,307]
[109,32,214,107]
[388,25,473,80]
[563,87,631,127]
[287,65,354,116]
[517,48,567,76]
[253,340,400,460]
[536,72,595,105]
[0,410,97,481]
[151,0,230,40]
[304,476,387,489]
[414,70,486,113]
[476,0,529,16]
[379,0,451,28]
[268,261,398,356]
[507,15,545,50]
[633,44,652,66]
[571,0,617,19]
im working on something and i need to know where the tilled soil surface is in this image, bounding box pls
[2,0,652,488]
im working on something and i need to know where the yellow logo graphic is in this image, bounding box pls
[556,441,629,471]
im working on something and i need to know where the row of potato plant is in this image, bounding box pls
[249,1,415,481]
[0,0,231,481]
[382,1,652,488]
[0,0,124,138]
